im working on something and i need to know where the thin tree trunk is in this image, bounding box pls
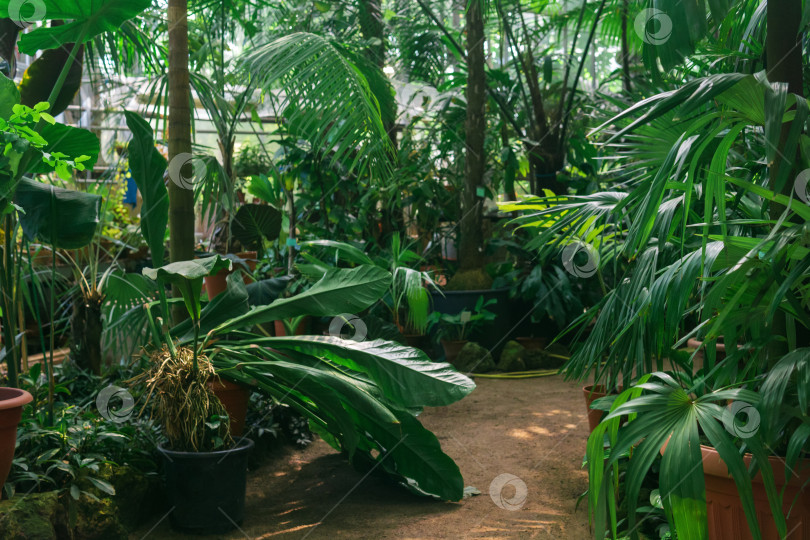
[460,0,486,270]
[359,0,403,237]
[620,0,631,93]
[168,0,195,324]
[766,0,805,352]
[70,292,103,375]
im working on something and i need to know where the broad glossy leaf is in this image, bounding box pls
[218,355,464,500]
[231,203,282,251]
[124,111,168,266]
[18,40,84,115]
[5,0,153,55]
[142,256,231,321]
[15,177,101,249]
[245,277,291,306]
[31,122,100,175]
[260,335,475,408]
[0,73,19,119]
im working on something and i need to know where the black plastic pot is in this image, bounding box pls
[159,438,254,534]
[429,287,513,355]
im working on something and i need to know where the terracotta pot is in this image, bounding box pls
[204,251,258,300]
[0,388,33,488]
[702,445,810,539]
[687,337,727,372]
[582,384,622,433]
[273,317,309,337]
[208,379,250,437]
[516,337,547,350]
[441,339,467,364]
[658,441,810,539]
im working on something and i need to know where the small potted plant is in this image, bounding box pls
[429,296,497,364]
[131,255,254,534]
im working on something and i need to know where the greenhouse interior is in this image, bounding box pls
[0,0,808,538]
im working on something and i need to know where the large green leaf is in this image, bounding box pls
[3,0,153,55]
[212,265,391,335]
[18,38,84,115]
[254,335,475,408]
[124,111,168,267]
[0,73,19,120]
[14,176,101,249]
[215,353,465,500]
[30,122,100,175]
[142,256,232,321]
[230,203,282,252]
[245,277,291,306]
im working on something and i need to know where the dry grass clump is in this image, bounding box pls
[131,346,233,452]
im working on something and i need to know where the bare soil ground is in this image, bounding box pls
[134,375,592,540]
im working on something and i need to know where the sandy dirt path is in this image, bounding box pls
[135,375,593,540]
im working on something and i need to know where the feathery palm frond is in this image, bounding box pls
[241,32,395,181]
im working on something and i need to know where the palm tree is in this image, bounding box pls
[167,0,195,324]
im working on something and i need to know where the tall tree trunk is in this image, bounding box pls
[460,0,486,270]
[71,291,103,375]
[168,0,195,324]
[766,0,805,351]
[620,0,631,93]
[359,0,403,238]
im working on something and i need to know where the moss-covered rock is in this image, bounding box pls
[101,465,164,531]
[70,495,127,540]
[521,342,569,370]
[445,269,493,291]
[0,491,69,540]
[453,342,496,373]
[498,341,526,372]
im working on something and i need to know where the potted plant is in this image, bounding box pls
[429,296,497,364]
[131,255,255,533]
[509,70,810,538]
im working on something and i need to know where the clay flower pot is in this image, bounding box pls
[0,388,33,488]
[660,440,810,539]
[208,378,250,437]
[204,251,258,300]
[273,317,310,337]
[441,339,467,364]
[582,384,622,433]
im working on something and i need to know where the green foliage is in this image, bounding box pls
[241,32,395,180]
[4,0,153,55]
[124,111,168,267]
[5,362,161,501]
[429,296,497,342]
